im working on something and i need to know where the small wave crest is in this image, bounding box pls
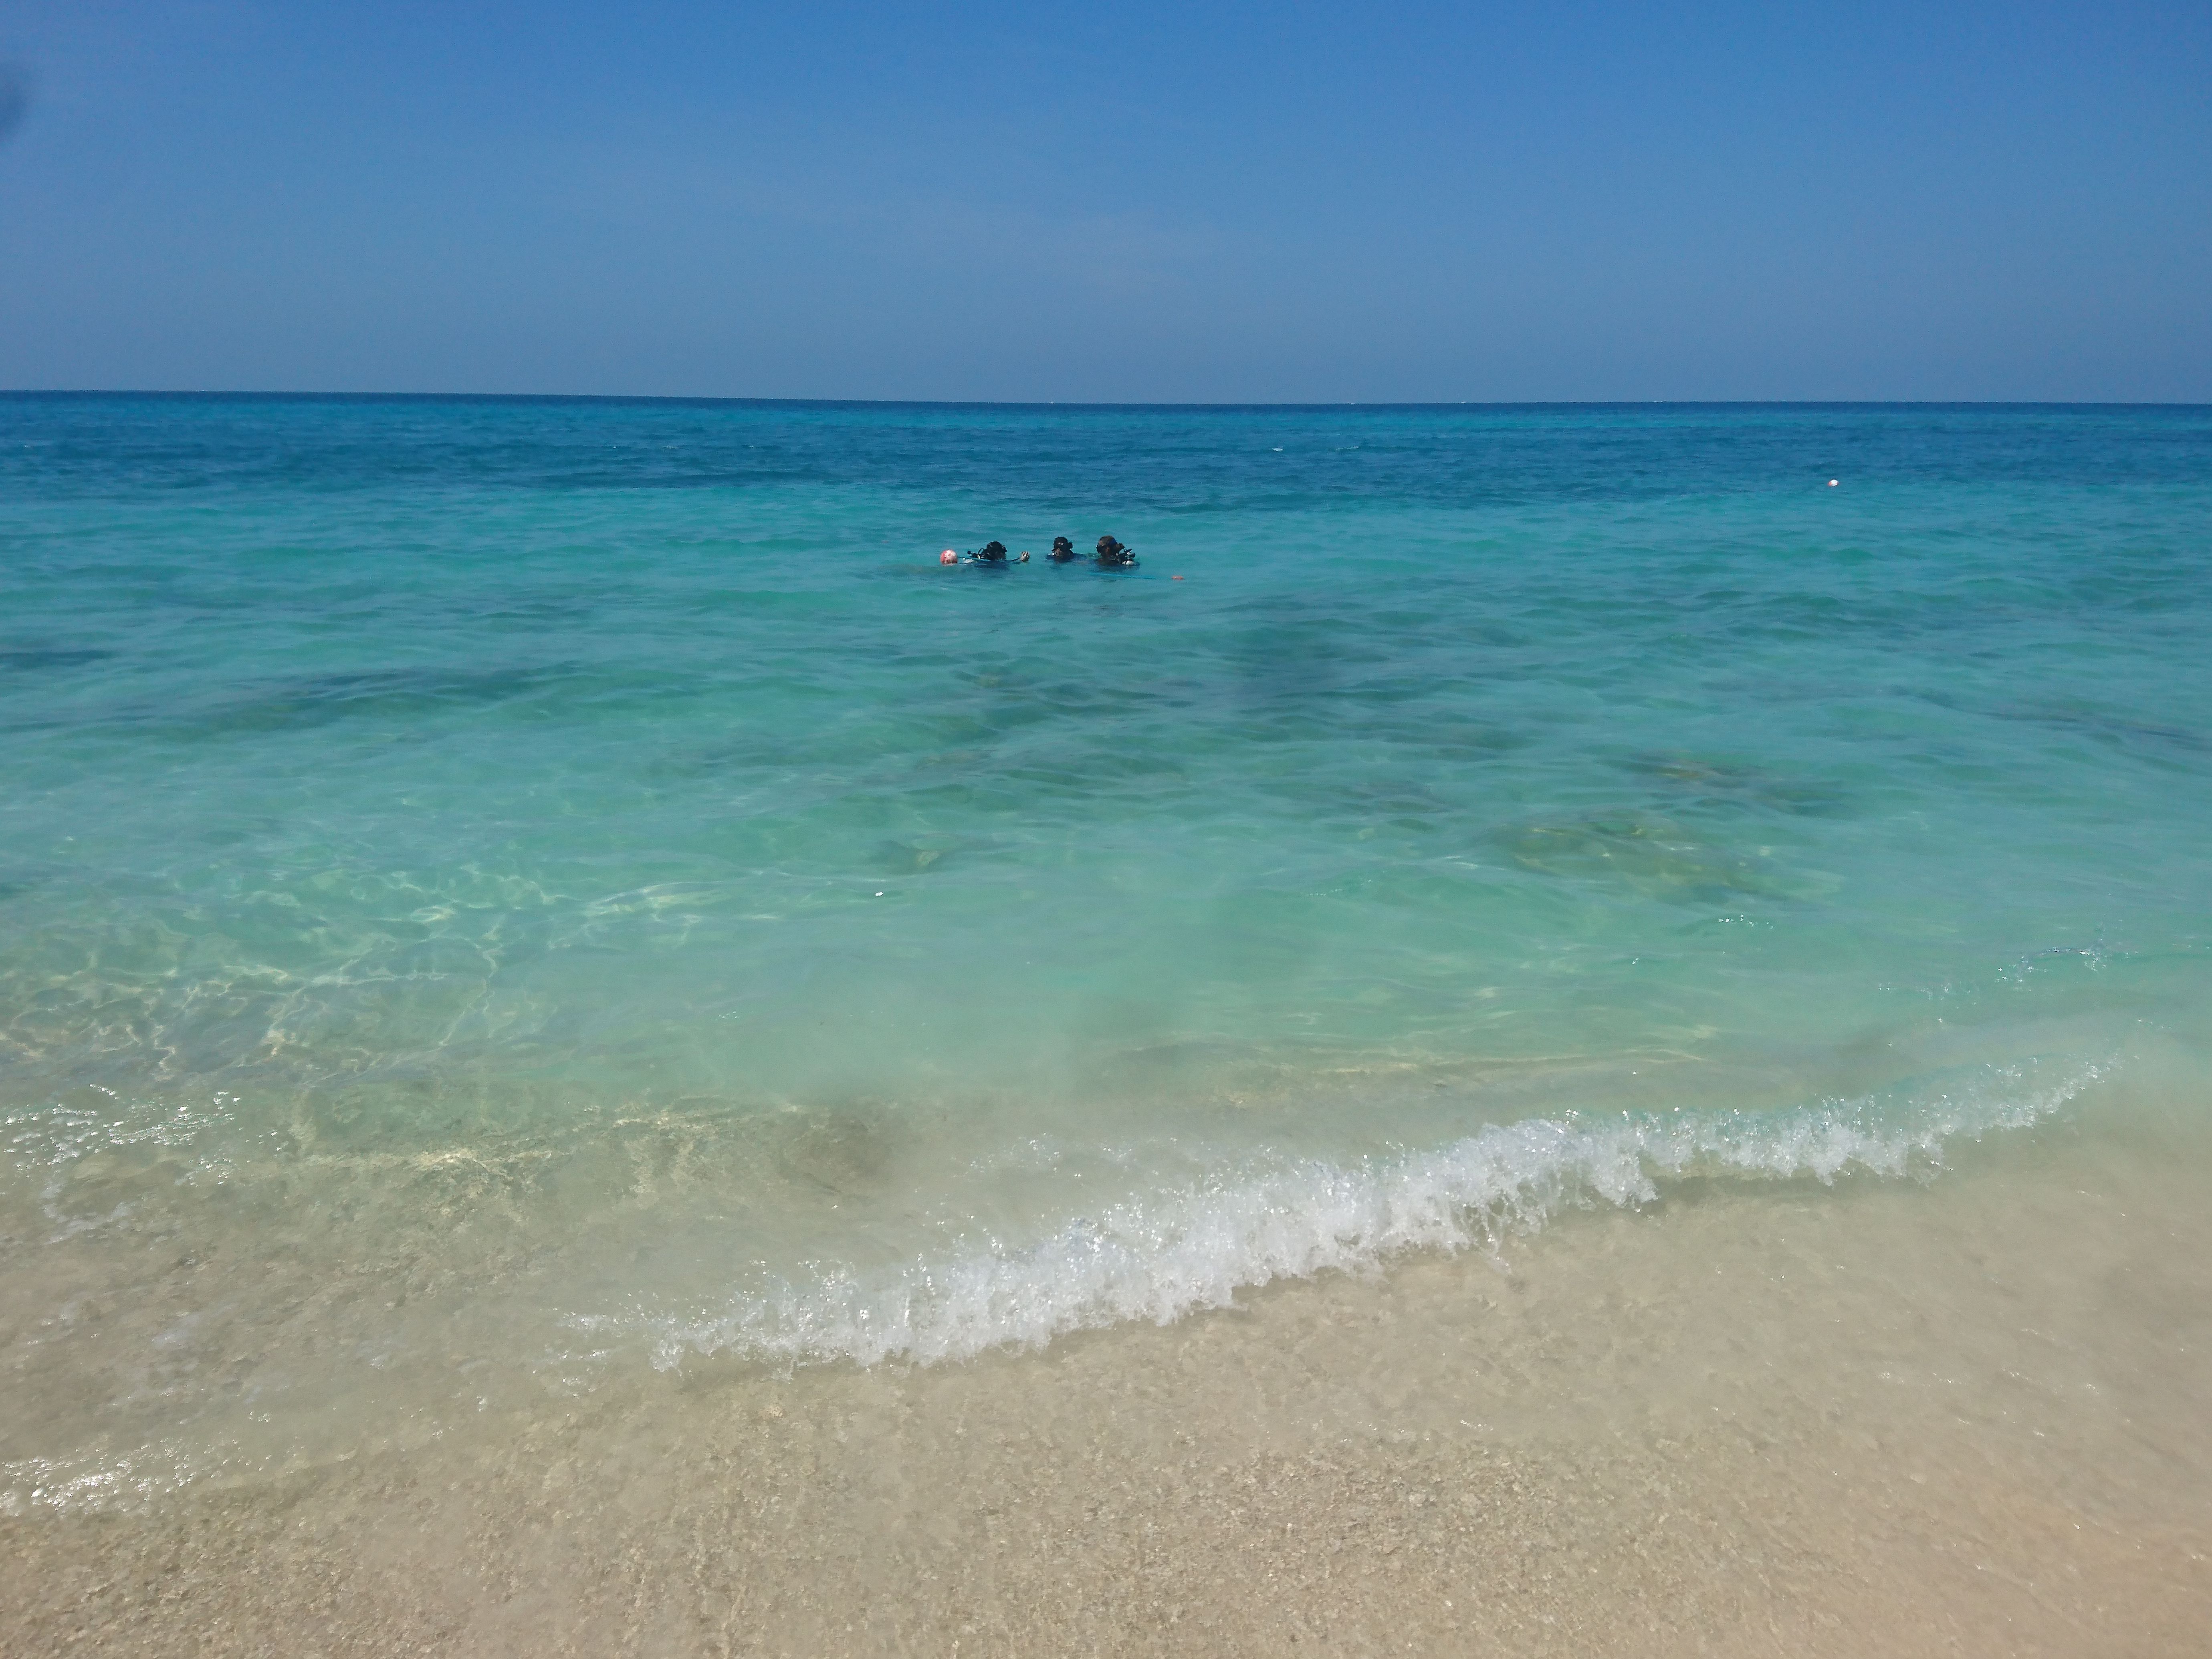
[586,1057,2104,1372]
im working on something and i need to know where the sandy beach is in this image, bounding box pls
[9,1081,2207,1657]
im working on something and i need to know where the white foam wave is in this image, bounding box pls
[593,1058,2103,1372]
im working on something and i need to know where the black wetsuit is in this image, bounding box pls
[1095,536,1136,567]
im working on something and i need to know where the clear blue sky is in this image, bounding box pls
[2,2,2206,400]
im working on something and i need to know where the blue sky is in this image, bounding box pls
[1,2,2206,400]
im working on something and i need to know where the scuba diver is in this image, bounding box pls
[1095,535,1136,567]
[1047,536,1078,562]
[970,540,1010,563]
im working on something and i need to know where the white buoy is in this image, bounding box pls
[1829,479,1839,487]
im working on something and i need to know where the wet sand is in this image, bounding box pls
[6,1105,2210,1656]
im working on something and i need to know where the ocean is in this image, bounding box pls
[3,398,2210,1617]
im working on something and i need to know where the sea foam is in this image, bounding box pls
[600,1058,2103,1371]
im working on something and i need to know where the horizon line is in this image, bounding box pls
[3,390,2209,412]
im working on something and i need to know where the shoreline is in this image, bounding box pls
[8,1104,2208,1655]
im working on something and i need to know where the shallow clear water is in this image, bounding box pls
[3,396,2210,1495]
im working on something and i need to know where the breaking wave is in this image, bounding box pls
[594,1056,2105,1370]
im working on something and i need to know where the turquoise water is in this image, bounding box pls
[3,397,2210,1469]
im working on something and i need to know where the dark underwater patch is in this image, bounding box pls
[1498,811,1806,903]
[159,663,584,738]
[1625,752,1854,817]
[0,647,114,672]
